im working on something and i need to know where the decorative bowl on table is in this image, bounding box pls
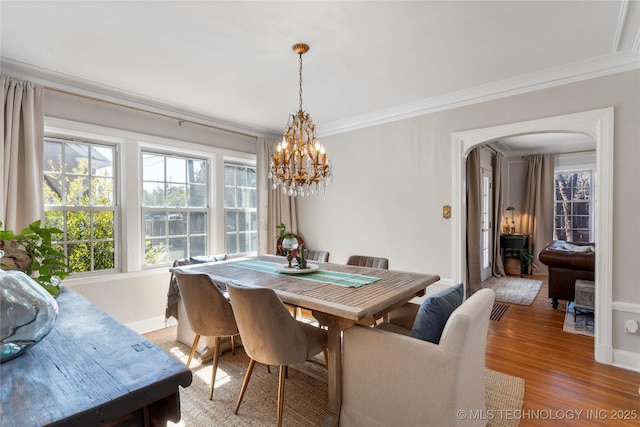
[0,269,59,363]
[276,263,319,274]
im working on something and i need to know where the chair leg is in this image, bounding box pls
[209,336,221,400]
[235,358,256,414]
[323,349,329,367]
[230,334,236,356]
[186,334,201,367]
[277,365,287,427]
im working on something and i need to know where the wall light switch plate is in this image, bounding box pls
[443,205,451,219]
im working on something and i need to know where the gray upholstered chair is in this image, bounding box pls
[173,269,239,400]
[340,288,496,427]
[227,283,328,427]
[346,254,389,269]
[304,249,330,262]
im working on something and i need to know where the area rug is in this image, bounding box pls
[562,301,595,337]
[146,328,525,427]
[481,276,542,306]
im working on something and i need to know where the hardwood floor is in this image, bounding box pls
[486,274,640,426]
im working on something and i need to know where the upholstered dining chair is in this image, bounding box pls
[172,269,239,400]
[340,288,496,427]
[227,283,328,427]
[346,254,389,269]
[304,249,330,262]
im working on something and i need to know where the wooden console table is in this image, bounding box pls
[500,234,529,276]
[0,287,192,426]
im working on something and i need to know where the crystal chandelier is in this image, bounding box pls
[268,43,332,197]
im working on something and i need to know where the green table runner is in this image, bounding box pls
[229,260,380,288]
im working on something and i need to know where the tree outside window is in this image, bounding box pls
[43,138,117,273]
[554,170,593,243]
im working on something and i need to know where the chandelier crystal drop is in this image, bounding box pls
[268,43,332,197]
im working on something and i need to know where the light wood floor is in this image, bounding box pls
[486,274,640,426]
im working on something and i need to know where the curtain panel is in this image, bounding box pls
[466,147,482,295]
[257,137,298,255]
[1,76,45,232]
[521,154,554,275]
[492,151,506,276]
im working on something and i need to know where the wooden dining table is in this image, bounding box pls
[179,255,440,426]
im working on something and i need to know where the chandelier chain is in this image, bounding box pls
[298,52,304,112]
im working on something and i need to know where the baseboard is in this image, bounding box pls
[612,349,640,373]
[127,315,176,335]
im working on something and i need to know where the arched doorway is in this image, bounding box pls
[451,108,613,366]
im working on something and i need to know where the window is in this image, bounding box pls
[142,152,208,265]
[43,138,117,273]
[224,163,257,255]
[554,169,593,242]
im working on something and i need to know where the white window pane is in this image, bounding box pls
[225,165,235,185]
[65,143,89,174]
[166,184,187,207]
[145,212,167,237]
[190,236,206,257]
[168,237,187,260]
[91,146,113,177]
[143,153,165,181]
[187,184,206,207]
[145,239,168,265]
[143,182,165,206]
[167,157,186,183]
[189,212,206,234]
[44,140,62,173]
[91,177,114,206]
[224,187,236,208]
[188,160,206,184]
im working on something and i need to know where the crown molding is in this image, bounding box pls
[3,53,638,139]
[0,57,279,139]
[317,52,640,137]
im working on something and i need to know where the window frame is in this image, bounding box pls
[553,166,595,243]
[43,133,121,277]
[44,117,257,279]
[223,160,258,257]
[141,150,210,267]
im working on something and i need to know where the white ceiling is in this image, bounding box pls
[2,0,639,149]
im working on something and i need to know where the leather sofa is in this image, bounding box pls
[538,240,595,309]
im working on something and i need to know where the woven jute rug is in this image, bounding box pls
[481,276,542,306]
[146,327,524,427]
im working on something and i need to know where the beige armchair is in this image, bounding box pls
[227,283,328,427]
[340,288,495,427]
[172,269,239,400]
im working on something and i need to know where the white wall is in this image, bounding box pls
[297,70,640,370]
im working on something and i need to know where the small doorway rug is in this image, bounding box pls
[481,276,542,306]
[562,301,595,337]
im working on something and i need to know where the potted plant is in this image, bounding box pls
[0,220,70,296]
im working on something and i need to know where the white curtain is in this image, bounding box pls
[1,76,45,232]
[257,137,298,255]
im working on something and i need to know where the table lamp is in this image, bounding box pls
[506,206,516,234]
